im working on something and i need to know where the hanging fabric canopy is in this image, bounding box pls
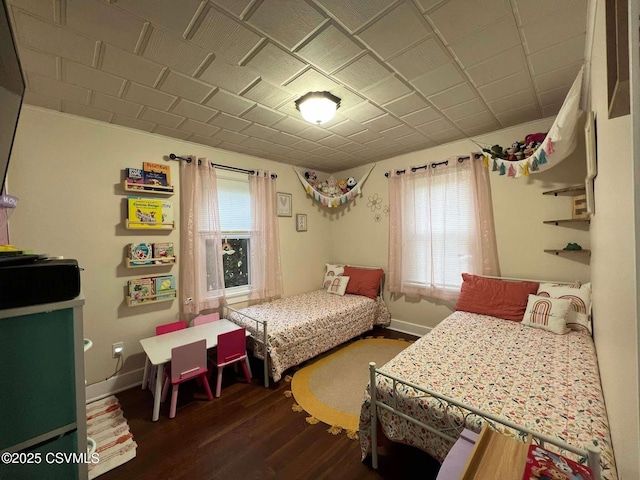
[475,65,584,178]
[294,165,375,208]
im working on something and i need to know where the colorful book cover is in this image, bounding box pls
[143,162,171,187]
[128,243,153,266]
[160,199,173,225]
[524,445,593,480]
[154,275,175,300]
[128,277,153,305]
[153,242,174,264]
[125,168,145,184]
[127,197,164,228]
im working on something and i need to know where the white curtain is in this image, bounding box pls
[388,155,500,301]
[179,157,226,314]
[249,170,283,301]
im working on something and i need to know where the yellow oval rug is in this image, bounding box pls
[290,338,409,435]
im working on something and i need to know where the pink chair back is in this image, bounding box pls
[156,320,187,336]
[217,328,247,366]
[170,339,208,383]
[192,312,220,326]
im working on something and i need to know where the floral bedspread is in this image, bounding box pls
[358,311,618,480]
[227,289,391,382]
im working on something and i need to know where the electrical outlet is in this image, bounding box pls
[112,342,124,358]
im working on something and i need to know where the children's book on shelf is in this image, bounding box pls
[154,275,175,300]
[128,243,153,266]
[143,162,171,187]
[153,242,174,264]
[128,277,153,305]
[125,168,145,186]
[127,197,172,228]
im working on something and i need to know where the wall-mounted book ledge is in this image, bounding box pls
[123,181,174,195]
[126,257,176,268]
[125,220,175,230]
[126,290,177,307]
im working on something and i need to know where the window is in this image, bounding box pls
[206,170,252,295]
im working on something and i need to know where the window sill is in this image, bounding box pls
[225,289,250,305]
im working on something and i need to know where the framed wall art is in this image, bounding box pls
[277,192,292,217]
[296,214,307,232]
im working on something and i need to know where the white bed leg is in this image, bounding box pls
[587,446,601,480]
[369,362,378,469]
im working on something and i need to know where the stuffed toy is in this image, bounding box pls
[525,132,547,146]
[337,178,349,194]
[347,177,357,190]
[304,170,317,183]
[482,144,506,160]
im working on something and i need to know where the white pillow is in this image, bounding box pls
[522,294,572,334]
[323,263,344,288]
[326,276,350,296]
[537,282,592,334]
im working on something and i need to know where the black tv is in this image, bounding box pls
[0,0,25,194]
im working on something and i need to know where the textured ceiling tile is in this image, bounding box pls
[358,3,431,60]
[329,86,366,111]
[171,99,218,123]
[242,80,294,108]
[111,114,156,132]
[17,46,58,79]
[318,134,351,148]
[534,62,583,93]
[115,0,202,36]
[338,141,368,153]
[411,62,464,96]
[210,0,254,19]
[477,70,531,102]
[297,126,332,141]
[341,101,385,123]
[364,137,398,150]
[61,100,113,122]
[213,129,250,144]
[361,75,411,104]
[160,71,215,103]
[198,57,260,94]
[521,6,586,54]
[539,84,571,107]
[243,137,279,152]
[362,113,402,132]
[297,24,362,74]
[347,129,382,143]
[541,103,562,117]
[153,125,191,140]
[245,42,307,84]
[191,8,262,64]
[395,131,430,146]
[290,138,320,151]
[428,83,477,110]
[379,124,415,139]
[7,0,55,21]
[13,11,96,65]
[309,145,338,156]
[486,89,536,114]
[388,37,449,81]
[242,123,279,140]
[140,107,185,128]
[284,68,340,95]
[514,0,585,25]
[66,0,144,52]
[457,118,500,136]
[427,127,465,143]
[143,29,210,76]
[495,103,539,127]
[401,107,442,126]
[415,0,447,12]
[102,45,164,87]
[188,135,223,148]
[241,105,286,126]
[28,72,89,104]
[125,83,177,111]
[23,91,61,110]
[453,110,498,131]
[449,16,519,67]
[328,119,366,137]
[64,60,125,97]
[415,117,455,135]
[427,0,511,45]
[333,54,390,90]
[179,119,220,137]
[205,89,255,116]
[272,116,310,135]
[528,34,585,76]
[92,92,143,117]
[248,0,325,49]
[464,46,527,87]
[313,0,396,32]
[270,132,300,146]
[384,92,428,116]
[442,98,487,121]
[208,112,252,131]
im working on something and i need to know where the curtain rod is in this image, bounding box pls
[169,153,277,179]
[384,153,483,177]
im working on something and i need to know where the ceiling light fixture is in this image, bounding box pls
[294,91,341,125]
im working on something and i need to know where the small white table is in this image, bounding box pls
[140,319,249,421]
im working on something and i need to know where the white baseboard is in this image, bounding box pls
[388,318,431,337]
[86,368,144,404]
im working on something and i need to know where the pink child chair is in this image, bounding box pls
[214,328,251,397]
[145,321,188,391]
[192,312,220,326]
[161,339,213,418]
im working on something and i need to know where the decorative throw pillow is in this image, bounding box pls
[521,294,572,334]
[326,276,350,296]
[343,266,383,299]
[454,274,539,321]
[323,263,344,289]
[537,282,592,334]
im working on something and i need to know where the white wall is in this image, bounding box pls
[6,106,333,384]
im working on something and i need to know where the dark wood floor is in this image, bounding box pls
[101,327,441,480]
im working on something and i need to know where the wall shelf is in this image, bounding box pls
[543,218,590,226]
[126,290,177,307]
[123,181,174,196]
[544,249,591,256]
[125,219,175,230]
[126,257,176,268]
[542,185,586,196]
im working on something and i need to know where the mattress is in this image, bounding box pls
[228,289,391,382]
[359,311,618,480]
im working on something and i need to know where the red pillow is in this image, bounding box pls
[343,266,383,299]
[454,273,539,321]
